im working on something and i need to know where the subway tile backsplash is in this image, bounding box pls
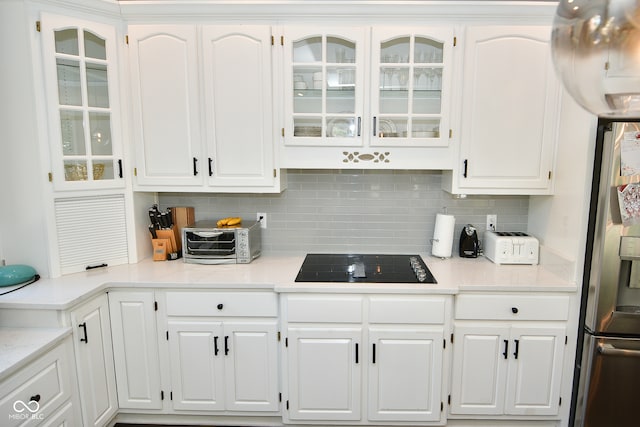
[159,170,528,254]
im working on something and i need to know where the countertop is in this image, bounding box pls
[0,253,576,311]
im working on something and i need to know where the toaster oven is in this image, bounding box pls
[182,220,261,264]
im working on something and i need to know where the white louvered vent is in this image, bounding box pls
[54,195,129,275]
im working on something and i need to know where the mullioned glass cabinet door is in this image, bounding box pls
[371,27,454,147]
[40,13,124,190]
[283,27,366,146]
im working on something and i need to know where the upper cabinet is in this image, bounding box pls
[128,24,285,193]
[40,13,125,191]
[443,26,561,195]
[280,26,456,169]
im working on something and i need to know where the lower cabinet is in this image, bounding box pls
[69,294,118,426]
[282,294,450,424]
[108,289,280,415]
[0,336,82,427]
[449,293,570,418]
[108,291,163,410]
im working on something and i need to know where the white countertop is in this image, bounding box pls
[0,327,72,381]
[0,253,576,311]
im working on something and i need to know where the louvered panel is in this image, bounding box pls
[54,195,129,274]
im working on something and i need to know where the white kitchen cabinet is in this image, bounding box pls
[128,25,203,187]
[286,327,363,421]
[68,294,117,426]
[0,336,81,427]
[40,13,125,190]
[162,291,279,413]
[367,328,443,422]
[281,294,449,424]
[450,294,569,417]
[443,25,561,195]
[108,291,163,410]
[280,26,455,169]
[128,24,284,192]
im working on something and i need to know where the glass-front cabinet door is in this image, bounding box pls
[371,28,453,147]
[283,27,366,146]
[41,14,124,190]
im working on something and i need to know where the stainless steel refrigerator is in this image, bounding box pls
[571,120,640,426]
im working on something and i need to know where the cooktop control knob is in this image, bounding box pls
[409,257,428,282]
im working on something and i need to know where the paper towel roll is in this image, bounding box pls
[432,213,455,258]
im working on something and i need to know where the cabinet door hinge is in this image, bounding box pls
[605,61,610,71]
[125,35,129,45]
[48,172,53,182]
[281,35,284,46]
[271,35,274,46]
[548,170,552,180]
[36,21,41,32]
[281,128,285,137]
[134,167,138,176]
[449,129,453,138]
[274,169,277,178]
[453,36,457,46]
[277,331,281,341]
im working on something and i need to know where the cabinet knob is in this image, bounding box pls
[511,307,519,314]
[217,303,224,310]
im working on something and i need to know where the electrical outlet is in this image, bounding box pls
[486,214,497,231]
[257,212,267,229]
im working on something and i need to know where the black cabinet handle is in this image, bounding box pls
[503,339,509,359]
[217,304,223,310]
[118,159,123,178]
[355,343,359,364]
[373,116,377,136]
[208,158,213,177]
[512,307,519,314]
[372,343,376,364]
[224,336,229,355]
[214,336,219,356]
[193,157,198,176]
[79,322,88,343]
[29,394,41,403]
[513,339,520,359]
[357,117,361,137]
[463,159,468,178]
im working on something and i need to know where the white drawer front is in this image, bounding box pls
[0,338,73,427]
[165,291,278,317]
[369,296,446,324]
[286,295,363,323]
[455,294,571,320]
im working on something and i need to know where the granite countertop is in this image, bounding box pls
[0,253,576,311]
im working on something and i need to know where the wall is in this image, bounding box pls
[159,169,529,254]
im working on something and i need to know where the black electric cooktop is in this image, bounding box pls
[295,254,437,284]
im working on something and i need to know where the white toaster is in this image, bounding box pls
[483,231,539,265]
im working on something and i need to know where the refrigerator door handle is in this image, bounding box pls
[598,343,640,357]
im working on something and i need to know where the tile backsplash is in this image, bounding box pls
[159,170,528,254]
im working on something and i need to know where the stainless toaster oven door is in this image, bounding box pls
[184,229,236,260]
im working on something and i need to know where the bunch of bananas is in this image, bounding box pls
[216,217,242,227]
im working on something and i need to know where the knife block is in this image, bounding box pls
[170,206,195,251]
